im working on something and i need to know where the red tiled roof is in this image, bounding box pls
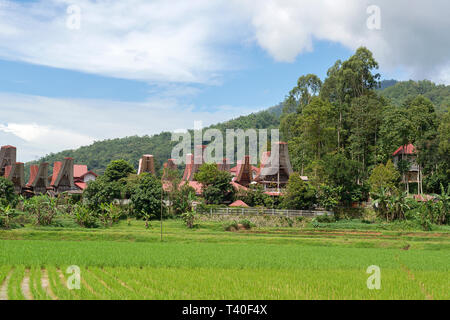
[393,144,416,156]
[1,145,16,149]
[51,161,62,186]
[74,165,88,178]
[74,182,87,190]
[180,181,203,195]
[27,165,39,187]
[231,181,248,191]
[229,200,249,207]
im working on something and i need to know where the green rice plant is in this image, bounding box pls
[7,265,25,300]
[46,265,76,300]
[29,266,50,300]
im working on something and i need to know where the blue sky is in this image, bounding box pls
[0,41,355,108]
[0,0,448,161]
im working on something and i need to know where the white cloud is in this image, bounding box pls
[0,0,240,83]
[0,0,449,84]
[235,0,450,83]
[0,92,261,162]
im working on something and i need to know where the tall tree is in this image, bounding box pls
[296,98,336,161]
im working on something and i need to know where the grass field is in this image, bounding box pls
[0,218,449,300]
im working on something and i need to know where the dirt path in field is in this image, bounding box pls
[21,269,33,300]
[395,255,434,300]
[0,269,13,300]
[41,269,58,300]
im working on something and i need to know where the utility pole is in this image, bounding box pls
[160,186,163,242]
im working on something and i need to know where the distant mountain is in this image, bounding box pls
[27,79,449,176]
[26,106,282,176]
[379,80,449,113]
[378,79,398,90]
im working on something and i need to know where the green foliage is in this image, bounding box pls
[387,192,410,221]
[433,183,450,225]
[73,204,98,228]
[170,182,195,216]
[368,160,400,195]
[0,205,17,229]
[26,108,281,179]
[195,163,234,205]
[371,187,390,221]
[0,177,18,208]
[323,152,364,203]
[282,173,316,210]
[315,214,336,223]
[380,80,450,113]
[99,203,122,227]
[295,97,337,161]
[104,159,135,182]
[83,177,122,210]
[181,210,196,229]
[238,219,254,229]
[130,173,163,218]
[24,195,59,226]
[236,184,269,207]
[317,185,342,211]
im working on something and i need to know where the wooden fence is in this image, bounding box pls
[199,207,333,217]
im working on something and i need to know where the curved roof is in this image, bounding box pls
[393,144,416,156]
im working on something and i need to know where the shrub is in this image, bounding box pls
[224,221,239,231]
[130,173,163,219]
[104,159,135,182]
[282,173,317,210]
[0,177,18,208]
[24,195,59,226]
[0,205,17,229]
[83,177,122,210]
[317,185,342,211]
[171,182,196,216]
[238,219,254,229]
[99,203,122,227]
[181,210,196,229]
[73,204,98,228]
[194,164,234,204]
[311,218,320,228]
[316,214,336,223]
[368,160,400,195]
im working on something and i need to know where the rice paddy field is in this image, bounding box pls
[0,218,449,300]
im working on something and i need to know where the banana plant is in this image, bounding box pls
[0,205,16,229]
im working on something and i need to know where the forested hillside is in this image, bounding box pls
[27,51,449,193]
[279,48,449,198]
[27,107,281,176]
[380,80,449,113]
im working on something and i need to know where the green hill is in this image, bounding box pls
[28,80,449,176]
[379,80,449,113]
[27,107,281,176]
